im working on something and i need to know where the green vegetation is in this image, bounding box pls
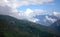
[0,15,60,37]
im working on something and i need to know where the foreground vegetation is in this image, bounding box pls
[0,15,60,37]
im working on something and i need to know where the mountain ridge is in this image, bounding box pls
[35,15,59,26]
[50,20,60,32]
[0,15,60,37]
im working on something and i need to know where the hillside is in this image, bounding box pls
[50,20,60,32]
[0,15,60,37]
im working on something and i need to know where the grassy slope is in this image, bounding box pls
[0,15,60,37]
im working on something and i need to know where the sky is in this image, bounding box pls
[0,0,60,25]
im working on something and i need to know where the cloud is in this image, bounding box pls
[25,8,44,17]
[0,0,54,23]
[0,0,54,8]
[24,8,44,22]
[45,15,57,23]
[0,6,11,15]
[53,12,60,18]
[19,8,44,22]
[0,4,45,22]
[0,5,21,19]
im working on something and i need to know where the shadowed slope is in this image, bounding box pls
[0,15,60,37]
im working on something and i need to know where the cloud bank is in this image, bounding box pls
[0,0,58,23]
[45,15,57,23]
[53,12,60,18]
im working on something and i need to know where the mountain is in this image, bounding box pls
[50,20,60,32]
[0,15,60,37]
[35,15,59,26]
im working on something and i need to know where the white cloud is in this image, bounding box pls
[53,12,58,15]
[24,8,46,22]
[25,8,33,17]
[45,15,57,23]
[0,5,21,19]
[0,4,44,22]
[0,0,54,8]
[18,8,46,22]
[0,0,54,23]
[53,12,60,18]
[25,8,44,17]
[28,18,39,23]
